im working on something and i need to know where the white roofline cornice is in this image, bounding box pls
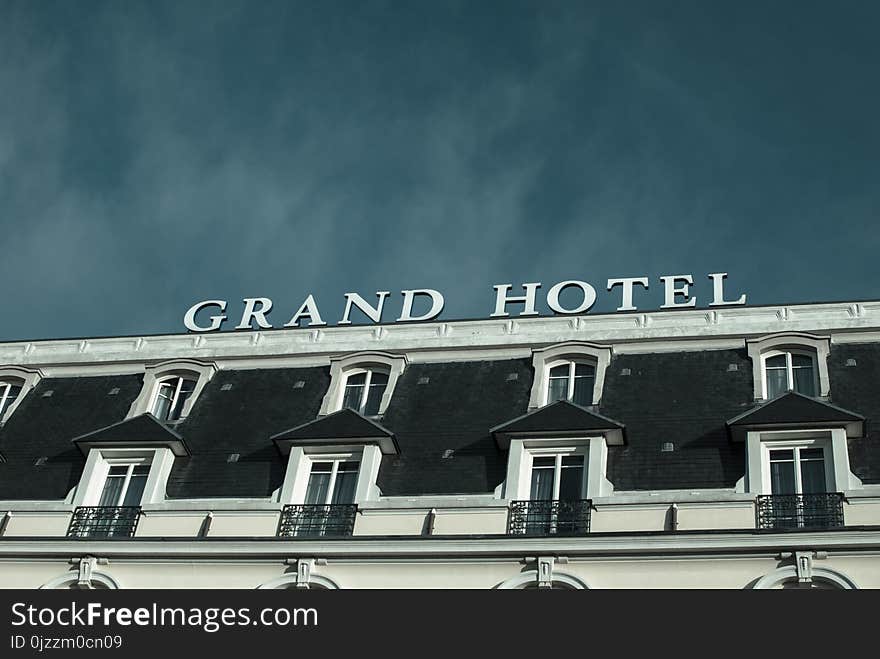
[2,300,880,374]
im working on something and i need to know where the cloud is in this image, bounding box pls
[0,2,878,340]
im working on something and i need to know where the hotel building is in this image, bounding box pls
[0,300,878,589]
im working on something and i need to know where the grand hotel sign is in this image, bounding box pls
[183,273,748,332]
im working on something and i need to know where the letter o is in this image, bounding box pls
[547,280,597,315]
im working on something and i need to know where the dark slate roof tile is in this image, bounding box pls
[272,408,398,454]
[492,399,624,434]
[72,413,188,455]
[0,375,143,500]
[273,408,393,441]
[599,349,754,490]
[728,391,863,427]
[377,359,533,495]
[165,366,330,498]
[828,343,880,484]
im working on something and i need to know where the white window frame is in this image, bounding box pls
[528,342,611,410]
[338,367,390,417]
[760,349,820,400]
[72,447,176,507]
[0,366,42,425]
[279,445,383,505]
[761,438,833,496]
[739,428,861,495]
[97,459,153,507]
[746,333,830,400]
[150,375,198,422]
[126,359,216,421]
[502,437,612,501]
[543,359,597,407]
[303,456,361,505]
[0,380,23,419]
[318,351,406,417]
[525,447,588,500]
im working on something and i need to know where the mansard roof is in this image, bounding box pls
[0,340,879,501]
[72,413,189,456]
[271,408,398,455]
[726,391,865,439]
[0,374,144,500]
[490,400,625,448]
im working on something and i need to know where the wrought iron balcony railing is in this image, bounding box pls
[67,506,142,539]
[756,493,845,531]
[278,504,358,538]
[507,499,591,536]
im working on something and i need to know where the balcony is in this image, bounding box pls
[67,506,142,538]
[755,493,845,531]
[277,504,358,538]
[507,499,591,536]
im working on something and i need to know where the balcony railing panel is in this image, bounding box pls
[278,504,357,538]
[756,493,845,531]
[507,499,591,536]
[67,506,141,538]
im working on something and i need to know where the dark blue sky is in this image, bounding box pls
[1,1,878,340]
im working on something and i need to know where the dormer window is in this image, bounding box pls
[0,381,23,418]
[69,414,189,538]
[746,333,830,400]
[318,352,407,417]
[0,366,41,424]
[126,359,216,421]
[546,361,595,406]
[528,342,611,411]
[341,370,388,417]
[763,351,817,399]
[152,376,197,422]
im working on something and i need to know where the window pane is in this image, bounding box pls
[369,372,389,386]
[346,373,367,385]
[800,448,824,461]
[770,460,796,495]
[571,375,594,406]
[363,381,385,416]
[765,354,787,367]
[0,384,21,416]
[152,383,173,420]
[342,384,364,412]
[98,474,126,507]
[529,464,554,500]
[574,363,594,377]
[791,354,813,368]
[547,376,568,404]
[792,365,816,397]
[331,468,358,504]
[558,462,584,500]
[168,379,197,421]
[800,458,826,494]
[305,470,331,505]
[548,365,569,377]
[765,368,788,398]
[123,471,149,506]
[769,449,794,461]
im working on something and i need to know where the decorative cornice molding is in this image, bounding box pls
[2,300,880,374]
